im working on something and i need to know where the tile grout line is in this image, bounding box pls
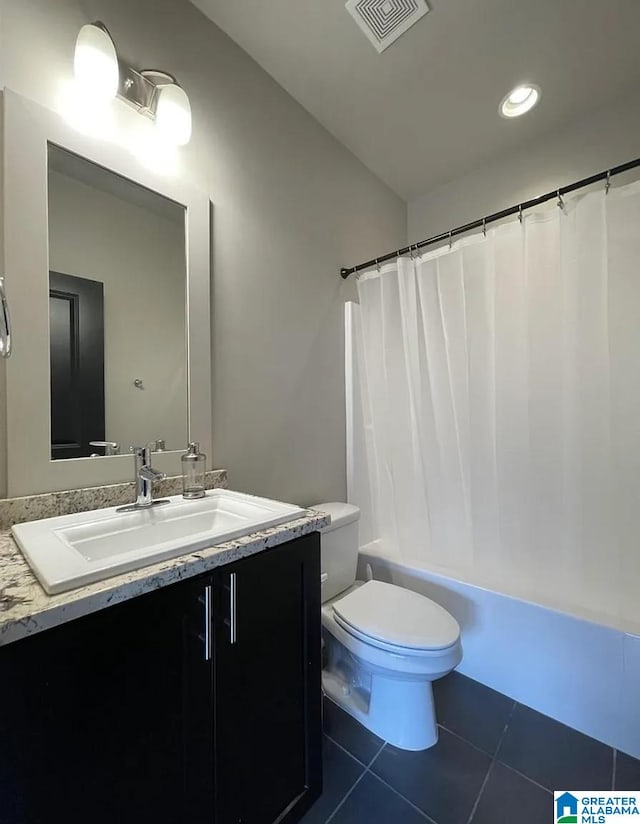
[491,708,620,795]
[364,767,439,823]
[323,740,386,824]
[467,700,518,824]
[493,761,554,795]
[466,760,496,824]
[493,700,518,763]
[366,740,387,768]
[491,700,586,796]
[324,769,369,824]
[436,697,523,760]
[323,732,373,769]
[436,722,497,759]
[493,701,553,793]
[325,737,439,824]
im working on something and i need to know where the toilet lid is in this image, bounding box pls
[332,580,460,651]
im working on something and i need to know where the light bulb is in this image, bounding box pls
[155,83,192,146]
[74,23,119,100]
[500,84,540,118]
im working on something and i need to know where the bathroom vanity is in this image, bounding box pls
[0,508,327,824]
[0,86,326,823]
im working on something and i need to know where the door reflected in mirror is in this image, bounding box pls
[47,145,188,460]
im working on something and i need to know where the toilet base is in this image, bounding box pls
[323,668,438,751]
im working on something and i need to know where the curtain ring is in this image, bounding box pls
[448,230,453,250]
[409,244,414,260]
[482,218,487,237]
[376,258,381,272]
[556,189,565,211]
[605,170,611,195]
[518,204,523,224]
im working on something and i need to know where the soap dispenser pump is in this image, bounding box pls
[182,442,206,499]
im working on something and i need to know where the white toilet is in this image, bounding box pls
[312,502,462,751]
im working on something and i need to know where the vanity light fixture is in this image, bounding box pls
[74,23,119,100]
[499,84,540,118]
[154,82,192,147]
[73,22,192,146]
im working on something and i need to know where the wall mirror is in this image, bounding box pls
[47,146,188,460]
[2,90,212,496]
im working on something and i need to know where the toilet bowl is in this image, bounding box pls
[312,503,462,751]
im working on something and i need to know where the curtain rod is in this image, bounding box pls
[340,157,640,279]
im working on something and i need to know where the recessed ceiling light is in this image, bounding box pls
[500,84,540,118]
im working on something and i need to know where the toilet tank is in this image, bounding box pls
[311,502,360,603]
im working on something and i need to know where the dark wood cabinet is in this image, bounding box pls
[0,574,204,824]
[213,534,322,824]
[0,533,321,824]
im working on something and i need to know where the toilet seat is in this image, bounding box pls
[332,580,460,653]
[322,598,462,678]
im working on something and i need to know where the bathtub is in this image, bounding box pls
[357,541,640,759]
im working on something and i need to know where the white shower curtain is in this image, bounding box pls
[353,180,640,622]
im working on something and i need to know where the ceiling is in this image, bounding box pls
[190,0,640,200]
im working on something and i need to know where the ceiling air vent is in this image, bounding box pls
[345,0,430,53]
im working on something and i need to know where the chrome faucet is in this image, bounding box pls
[116,445,170,512]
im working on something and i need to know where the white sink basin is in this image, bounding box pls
[12,489,305,594]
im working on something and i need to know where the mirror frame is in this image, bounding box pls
[2,90,212,496]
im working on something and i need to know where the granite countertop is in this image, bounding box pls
[0,509,329,647]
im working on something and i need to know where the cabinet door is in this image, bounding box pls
[213,533,322,824]
[0,575,213,824]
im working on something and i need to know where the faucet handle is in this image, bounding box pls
[139,465,166,483]
[89,440,119,456]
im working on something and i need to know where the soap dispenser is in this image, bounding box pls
[182,442,206,499]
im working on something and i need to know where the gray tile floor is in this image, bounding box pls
[302,672,640,824]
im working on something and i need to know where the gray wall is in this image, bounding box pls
[0,0,406,505]
[408,91,640,242]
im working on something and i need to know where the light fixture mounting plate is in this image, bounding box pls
[118,66,177,116]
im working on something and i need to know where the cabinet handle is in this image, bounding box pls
[229,572,237,645]
[204,584,212,661]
